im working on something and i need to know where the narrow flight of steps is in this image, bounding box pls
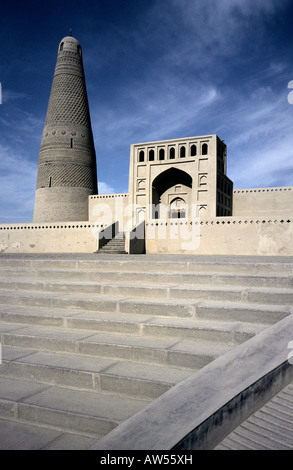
[215,380,293,450]
[97,232,126,254]
[0,254,292,450]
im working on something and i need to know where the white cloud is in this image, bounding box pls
[0,143,37,222]
[227,92,293,188]
[98,181,115,194]
[2,89,28,104]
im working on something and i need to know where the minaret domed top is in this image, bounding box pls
[58,35,81,54]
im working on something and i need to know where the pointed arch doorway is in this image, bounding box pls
[152,168,192,219]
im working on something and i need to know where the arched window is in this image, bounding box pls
[159,149,165,160]
[202,143,208,155]
[169,197,187,219]
[169,147,175,159]
[77,45,81,56]
[180,146,186,158]
[139,150,145,162]
[149,149,155,161]
[60,42,64,52]
[191,144,197,156]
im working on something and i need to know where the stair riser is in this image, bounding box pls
[0,311,64,328]
[0,312,256,345]
[0,281,292,305]
[196,306,289,324]
[98,249,126,255]
[0,399,16,420]
[99,375,169,400]
[141,325,254,344]
[16,403,116,438]
[1,259,292,276]
[0,311,142,335]
[0,293,289,324]
[0,293,196,317]
[0,294,118,314]
[1,269,292,289]
[78,341,213,369]
[1,334,211,369]
[99,246,126,249]
[0,362,168,400]
[67,319,254,345]
[170,289,293,305]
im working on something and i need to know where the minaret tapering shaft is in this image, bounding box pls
[33,35,98,222]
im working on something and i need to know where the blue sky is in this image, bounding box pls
[1,0,293,223]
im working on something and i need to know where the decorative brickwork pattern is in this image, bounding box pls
[45,74,90,126]
[36,163,96,189]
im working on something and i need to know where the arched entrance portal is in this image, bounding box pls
[152,168,192,219]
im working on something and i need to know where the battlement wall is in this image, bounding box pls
[145,216,293,256]
[0,214,292,256]
[233,186,293,217]
[0,222,101,254]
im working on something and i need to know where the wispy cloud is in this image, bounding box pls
[0,143,37,222]
[225,86,293,187]
[1,89,28,104]
[98,181,115,194]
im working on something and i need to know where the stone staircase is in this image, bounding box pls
[0,254,292,450]
[215,380,293,450]
[97,232,126,254]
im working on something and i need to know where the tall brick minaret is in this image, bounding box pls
[33,34,98,222]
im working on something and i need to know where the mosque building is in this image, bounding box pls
[0,35,292,255]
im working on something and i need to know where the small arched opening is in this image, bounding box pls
[180,146,186,158]
[191,144,197,156]
[149,149,155,161]
[202,143,208,155]
[169,147,175,159]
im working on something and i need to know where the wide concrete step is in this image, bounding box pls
[0,418,98,450]
[0,289,290,326]
[1,267,292,289]
[0,322,233,369]
[1,256,293,276]
[0,304,267,344]
[1,346,194,400]
[0,278,292,306]
[215,381,293,450]
[0,375,150,440]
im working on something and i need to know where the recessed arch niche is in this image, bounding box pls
[152,167,192,219]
